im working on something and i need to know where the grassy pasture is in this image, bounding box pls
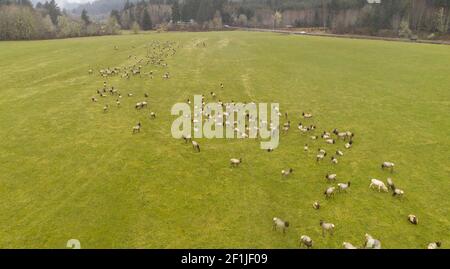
[0,31,449,249]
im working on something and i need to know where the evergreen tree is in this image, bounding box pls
[110,9,122,27]
[131,21,140,34]
[81,9,90,25]
[124,0,132,10]
[141,8,152,30]
[171,1,181,22]
[0,0,32,6]
[196,0,213,23]
[43,0,61,25]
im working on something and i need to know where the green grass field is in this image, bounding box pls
[0,31,449,249]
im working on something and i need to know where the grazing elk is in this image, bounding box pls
[320,220,335,236]
[192,141,200,152]
[408,214,418,225]
[369,179,388,192]
[281,168,293,177]
[132,122,141,134]
[324,187,336,199]
[364,234,381,249]
[230,158,242,167]
[300,235,313,249]
[381,162,395,172]
[273,217,289,234]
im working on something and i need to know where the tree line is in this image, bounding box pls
[110,0,159,31]
[2,0,450,40]
[0,0,120,40]
[108,0,449,37]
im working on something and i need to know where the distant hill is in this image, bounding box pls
[30,0,81,10]
[58,0,82,10]
[69,0,138,20]
[30,0,42,6]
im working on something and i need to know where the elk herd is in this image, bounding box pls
[88,39,441,250]
[267,112,436,248]
[186,88,437,249]
[90,41,178,134]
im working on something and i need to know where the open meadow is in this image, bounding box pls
[0,31,449,249]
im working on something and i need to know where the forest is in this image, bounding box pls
[0,0,120,40]
[166,0,450,36]
[1,0,450,40]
